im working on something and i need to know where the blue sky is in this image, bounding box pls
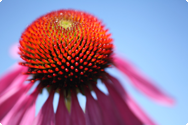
[0,0,188,125]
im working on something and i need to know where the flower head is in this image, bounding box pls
[19,10,113,92]
[0,9,174,125]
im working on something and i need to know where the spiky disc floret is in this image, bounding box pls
[19,10,113,90]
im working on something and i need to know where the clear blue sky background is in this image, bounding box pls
[0,0,188,125]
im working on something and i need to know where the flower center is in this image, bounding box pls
[59,20,72,29]
[19,10,113,91]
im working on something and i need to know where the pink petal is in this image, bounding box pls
[70,91,86,125]
[113,56,174,106]
[1,74,29,97]
[127,95,156,125]
[93,86,124,125]
[103,79,143,125]
[85,89,103,125]
[0,83,32,120]
[1,85,38,125]
[9,42,20,59]
[106,73,156,125]
[55,91,70,125]
[0,64,28,94]
[19,89,39,125]
[1,94,28,125]
[32,91,55,125]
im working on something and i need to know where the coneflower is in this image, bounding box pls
[0,9,174,125]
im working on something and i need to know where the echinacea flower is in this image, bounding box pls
[0,10,174,125]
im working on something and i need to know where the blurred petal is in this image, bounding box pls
[70,91,86,125]
[85,89,103,125]
[1,74,29,97]
[32,91,55,125]
[113,56,174,106]
[106,73,156,125]
[9,42,20,59]
[0,64,28,94]
[103,79,143,125]
[1,94,28,125]
[19,89,39,125]
[55,91,70,125]
[127,95,156,125]
[93,86,123,125]
[0,83,32,120]
[1,85,38,125]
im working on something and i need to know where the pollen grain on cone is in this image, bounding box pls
[19,10,113,90]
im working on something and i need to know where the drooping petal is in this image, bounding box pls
[1,74,29,97]
[0,83,32,120]
[113,56,174,106]
[55,90,70,125]
[92,85,122,125]
[103,79,143,125]
[19,88,40,125]
[126,95,156,125]
[85,89,103,125]
[70,91,86,125]
[0,64,28,94]
[1,85,38,125]
[32,91,55,125]
[1,93,28,125]
[106,73,156,125]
